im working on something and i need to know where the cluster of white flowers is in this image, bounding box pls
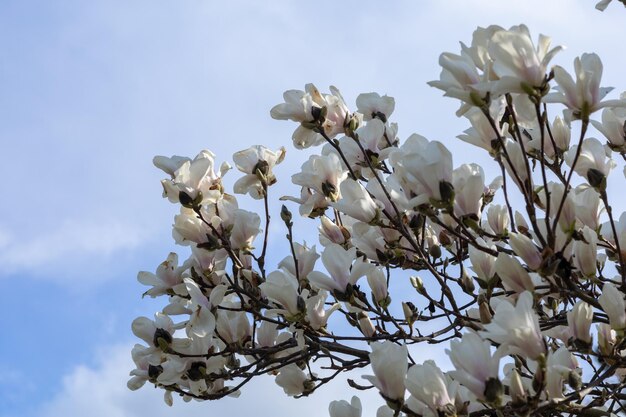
[130,15,626,417]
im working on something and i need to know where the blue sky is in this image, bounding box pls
[1,1,625,416]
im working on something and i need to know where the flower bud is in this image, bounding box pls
[597,323,617,358]
[281,204,293,224]
[598,282,626,331]
[357,312,376,338]
[402,302,418,326]
[509,369,526,405]
[410,276,425,294]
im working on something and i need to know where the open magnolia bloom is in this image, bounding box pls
[131,16,626,417]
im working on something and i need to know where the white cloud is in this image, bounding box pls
[0,218,143,279]
[35,340,453,417]
[37,343,393,417]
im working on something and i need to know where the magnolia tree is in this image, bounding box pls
[129,5,626,417]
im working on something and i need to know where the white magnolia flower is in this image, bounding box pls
[405,361,455,416]
[232,145,285,199]
[565,137,616,187]
[270,84,349,148]
[526,116,571,159]
[495,252,535,294]
[591,103,626,150]
[292,153,348,202]
[600,212,626,260]
[332,178,380,223]
[572,226,598,278]
[574,186,603,231]
[453,163,485,217]
[160,151,226,206]
[132,313,190,352]
[137,252,187,297]
[596,0,612,10]
[447,332,501,402]
[545,346,579,400]
[488,25,562,94]
[356,93,395,122]
[469,242,497,284]
[153,155,192,177]
[259,270,302,318]
[256,321,279,347]
[319,215,348,245]
[509,232,542,271]
[275,364,308,396]
[363,341,408,401]
[367,268,389,306]
[598,282,626,331]
[329,396,362,417]
[538,182,576,232]
[216,308,251,345]
[389,137,453,204]
[428,50,485,116]
[229,209,261,250]
[278,242,320,281]
[547,53,625,120]
[567,300,593,345]
[597,323,617,357]
[458,107,503,153]
[306,291,340,330]
[480,291,546,360]
[487,204,510,236]
[308,244,374,293]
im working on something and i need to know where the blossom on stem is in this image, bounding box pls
[447,332,501,403]
[488,25,562,95]
[270,84,349,149]
[495,252,535,294]
[356,93,395,122]
[332,178,380,223]
[452,163,485,218]
[591,101,626,151]
[572,226,598,278]
[308,244,373,293]
[329,396,362,417]
[480,291,546,360]
[509,232,542,271]
[567,300,593,345]
[363,341,408,402]
[565,137,616,189]
[137,252,187,297]
[405,361,455,416]
[232,145,285,199]
[547,53,625,121]
[598,282,626,331]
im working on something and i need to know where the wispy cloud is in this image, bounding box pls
[0,218,143,279]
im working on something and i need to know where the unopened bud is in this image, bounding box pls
[357,312,376,337]
[280,205,292,224]
[402,302,418,325]
[460,269,475,294]
[509,369,526,406]
[429,244,442,259]
[410,276,424,293]
[479,300,492,324]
